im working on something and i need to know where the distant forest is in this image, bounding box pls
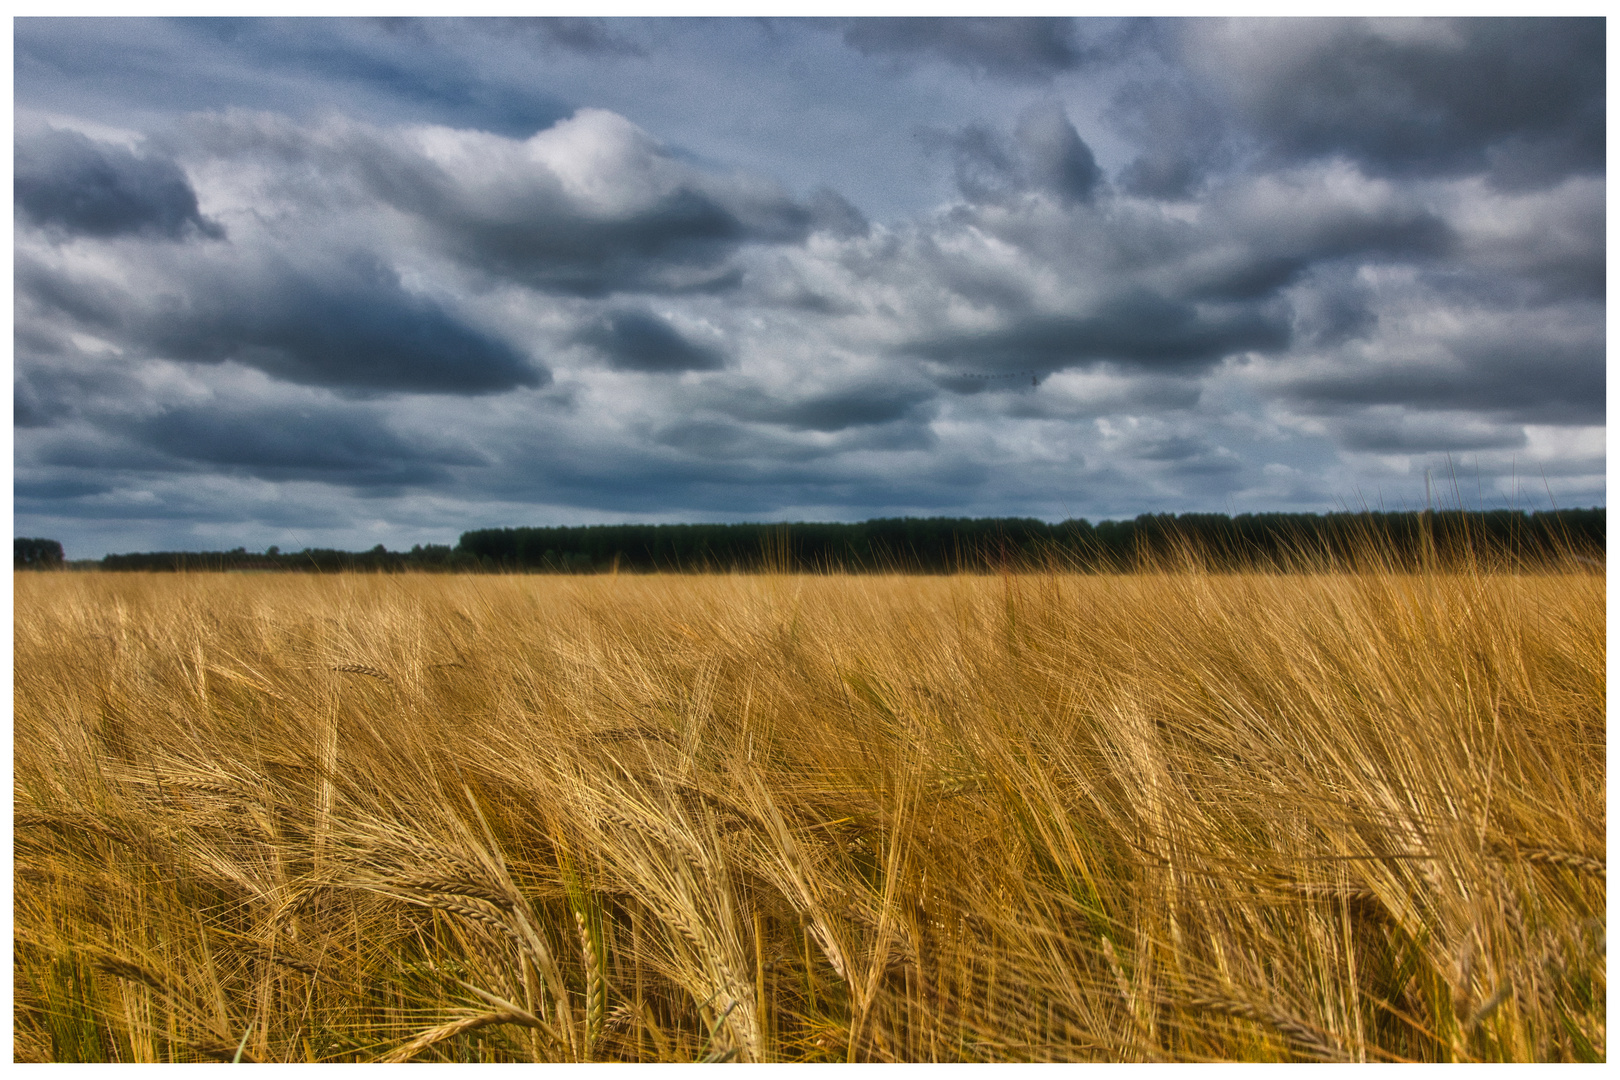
[25,509,1606,574]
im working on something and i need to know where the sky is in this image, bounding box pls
[12,16,1607,558]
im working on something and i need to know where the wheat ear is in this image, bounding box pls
[380,1011,541,1063]
[331,664,393,683]
[1182,993,1347,1062]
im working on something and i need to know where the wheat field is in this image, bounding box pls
[13,556,1605,1061]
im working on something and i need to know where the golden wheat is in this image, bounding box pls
[13,559,1604,1061]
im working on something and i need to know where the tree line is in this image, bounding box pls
[21,508,1604,573]
[454,510,1604,572]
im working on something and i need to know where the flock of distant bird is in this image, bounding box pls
[953,369,1044,387]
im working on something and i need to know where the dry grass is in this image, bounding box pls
[13,556,1605,1061]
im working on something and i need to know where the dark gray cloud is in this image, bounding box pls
[947,125,1019,205]
[28,425,192,475]
[653,418,755,458]
[841,18,1086,81]
[716,385,937,433]
[15,254,123,328]
[12,347,143,429]
[904,139,1456,346]
[1279,326,1605,427]
[1179,18,1604,189]
[259,108,817,296]
[577,309,726,372]
[1285,270,1380,349]
[15,127,223,240]
[1133,433,1217,462]
[18,18,578,140]
[124,401,486,486]
[1185,209,1452,303]
[19,251,544,395]
[948,102,1100,206]
[998,372,1202,419]
[365,17,647,61]
[1109,77,1231,199]
[14,475,115,503]
[1331,411,1529,453]
[472,424,979,515]
[909,293,1290,377]
[496,17,648,58]
[1167,454,1245,482]
[15,374,80,429]
[1446,178,1605,304]
[1015,102,1101,205]
[761,391,928,433]
[806,187,870,239]
[410,184,796,297]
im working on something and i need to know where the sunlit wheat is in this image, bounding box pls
[14,550,1604,1061]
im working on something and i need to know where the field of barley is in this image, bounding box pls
[13,557,1605,1061]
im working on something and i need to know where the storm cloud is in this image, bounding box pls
[841,17,1089,81]
[189,107,817,296]
[17,248,543,394]
[1174,18,1605,188]
[12,17,1603,558]
[907,295,1290,375]
[950,102,1101,206]
[577,308,726,372]
[714,383,938,433]
[127,399,488,486]
[15,126,223,239]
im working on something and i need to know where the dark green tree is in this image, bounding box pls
[15,538,65,569]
